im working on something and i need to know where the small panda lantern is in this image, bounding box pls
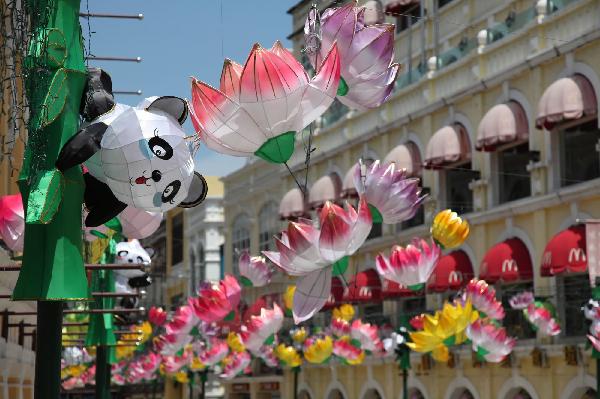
[57,68,207,226]
[114,239,153,308]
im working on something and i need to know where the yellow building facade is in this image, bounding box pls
[221,0,600,398]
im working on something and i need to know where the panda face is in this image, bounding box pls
[583,299,600,320]
[115,239,152,278]
[88,103,194,212]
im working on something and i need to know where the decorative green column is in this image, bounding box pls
[86,236,118,399]
[13,0,88,301]
[12,1,89,398]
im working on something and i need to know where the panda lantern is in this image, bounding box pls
[56,68,207,227]
[114,239,153,309]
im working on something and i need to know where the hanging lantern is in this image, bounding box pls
[190,41,341,164]
[0,193,25,252]
[305,3,399,110]
[118,207,163,239]
[56,76,208,227]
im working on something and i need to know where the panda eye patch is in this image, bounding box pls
[161,180,181,203]
[148,135,173,160]
[117,250,128,257]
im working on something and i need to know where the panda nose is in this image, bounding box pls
[152,170,162,182]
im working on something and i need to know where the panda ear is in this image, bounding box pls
[178,172,208,208]
[146,96,188,125]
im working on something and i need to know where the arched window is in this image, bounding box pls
[362,389,383,399]
[259,202,279,251]
[231,214,250,275]
[409,389,426,399]
[299,391,313,399]
[328,389,346,399]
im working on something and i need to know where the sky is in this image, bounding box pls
[83,0,297,177]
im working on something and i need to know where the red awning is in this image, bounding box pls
[323,277,345,310]
[381,279,419,298]
[343,269,382,303]
[424,124,471,169]
[541,225,587,276]
[427,250,474,292]
[536,74,597,130]
[479,238,533,283]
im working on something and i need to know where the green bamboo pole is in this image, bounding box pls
[13,1,89,398]
[34,302,63,397]
[95,346,111,399]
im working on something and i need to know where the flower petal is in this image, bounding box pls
[300,43,341,128]
[293,268,332,324]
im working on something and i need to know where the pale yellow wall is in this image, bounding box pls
[220,1,600,398]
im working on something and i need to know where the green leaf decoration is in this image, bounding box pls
[90,230,108,239]
[337,76,349,96]
[443,335,456,346]
[190,326,200,337]
[254,131,296,164]
[104,217,122,233]
[593,286,600,301]
[264,334,275,346]
[368,204,383,224]
[38,68,69,129]
[350,338,362,348]
[240,276,253,287]
[408,283,425,292]
[476,346,490,357]
[26,169,64,224]
[224,310,235,321]
[332,257,349,276]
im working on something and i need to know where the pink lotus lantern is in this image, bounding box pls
[239,251,273,287]
[199,339,229,366]
[524,302,561,336]
[220,351,251,380]
[156,333,193,356]
[462,279,505,320]
[148,306,167,326]
[354,160,426,224]
[264,199,372,323]
[0,193,24,252]
[508,291,535,310]
[306,3,399,110]
[189,275,241,323]
[467,319,515,363]
[333,338,365,365]
[376,238,441,291]
[242,304,284,354]
[191,41,340,164]
[163,350,191,373]
[257,345,280,368]
[330,317,351,337]
[165,305,197,336]
[350,319,384,353]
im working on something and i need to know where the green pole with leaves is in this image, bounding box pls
[13,0,89,397]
